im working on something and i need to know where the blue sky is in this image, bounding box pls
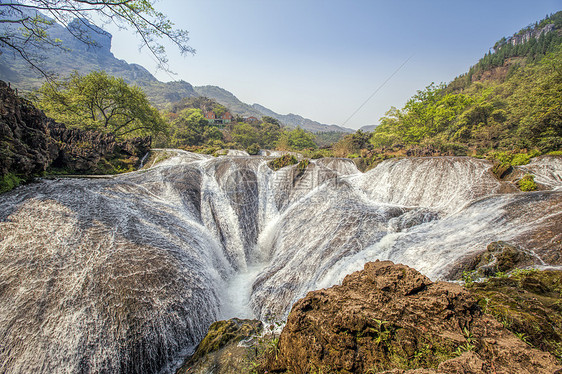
[106,0,561,129]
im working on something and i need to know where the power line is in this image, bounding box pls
[341,54,414,127]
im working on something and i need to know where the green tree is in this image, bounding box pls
[0,0,193,76]
[287,127,317,150]
[37,70,167,138]
[258,122,283,148]
[262,116,281,127]
[170,108,209,146]
[231,123,260,148]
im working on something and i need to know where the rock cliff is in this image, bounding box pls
[0,80,150,186]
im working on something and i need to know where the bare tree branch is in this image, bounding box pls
[0,0,194,77]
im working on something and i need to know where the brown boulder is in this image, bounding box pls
[264,261,561,373]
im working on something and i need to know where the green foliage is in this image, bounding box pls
[261,116,281,127]
[246,143,260,155]
[311,151,325,159]
[314,131,346,147]
[295,159,310,177]
[462,270,479,288]
[268,154,298,171]
[333,130,372,157]
[491,162,513,179]
[286,127,317,150]
[167,96,228,116]
[162,98,318,152]
[36,71,167,139]
[0,173,23,194]
[518,174,538,191]
[372,46,562,155]
[231,123,260,148]
[487,150,540,165]
[169,108,212,146]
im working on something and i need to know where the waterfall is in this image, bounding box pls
[0,152,560,373]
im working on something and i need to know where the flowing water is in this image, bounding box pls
[0,151,560,373]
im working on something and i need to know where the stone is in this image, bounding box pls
[176,318,263,374]
[261,261,561,373]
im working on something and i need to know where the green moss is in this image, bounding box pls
[268,154,298,171]
[491,162,513,179]
[0,173,24,194]
[192,319,264,361]
[470,270,562,363]
[518,174,538,191]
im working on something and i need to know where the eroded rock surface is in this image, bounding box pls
[263,261,561,373]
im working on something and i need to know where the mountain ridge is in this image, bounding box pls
[0,16,350,133]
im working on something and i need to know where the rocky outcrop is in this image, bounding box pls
[0,80,150,184]
[176,318,263,374]
[0,80,59,177]
[262,261,561,373]
[445,241,540,280]
[469,269,562,364]
[48,123,150,174]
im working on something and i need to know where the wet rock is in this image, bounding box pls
[261,261,561,373]
[176,318,263,374]
[491,161,513,180]
[446,241,539,280]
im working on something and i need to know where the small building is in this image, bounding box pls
[204,111,233,128]
[221,112,233,124]
[245,116,259,124]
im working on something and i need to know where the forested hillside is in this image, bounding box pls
[331,12,562,170]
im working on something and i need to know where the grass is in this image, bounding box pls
[0,173,24,194]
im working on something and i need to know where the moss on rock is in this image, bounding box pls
[268,154,298,171]
[176,318,264,374]
[491,161,513,180]
[470,269,562,363]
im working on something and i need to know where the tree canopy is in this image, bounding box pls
[369,47,562,154]
[0,0,193,75]
[36,70,167,139]
[169,108,218,147]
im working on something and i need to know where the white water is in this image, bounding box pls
[0,152,560,373]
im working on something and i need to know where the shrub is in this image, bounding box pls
[311,152,324,159]
[268,154,298,171]
[295,159,310,177]
[517,174,537,191]
[246,143,260,155]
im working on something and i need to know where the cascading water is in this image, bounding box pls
[0,151,560,373]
